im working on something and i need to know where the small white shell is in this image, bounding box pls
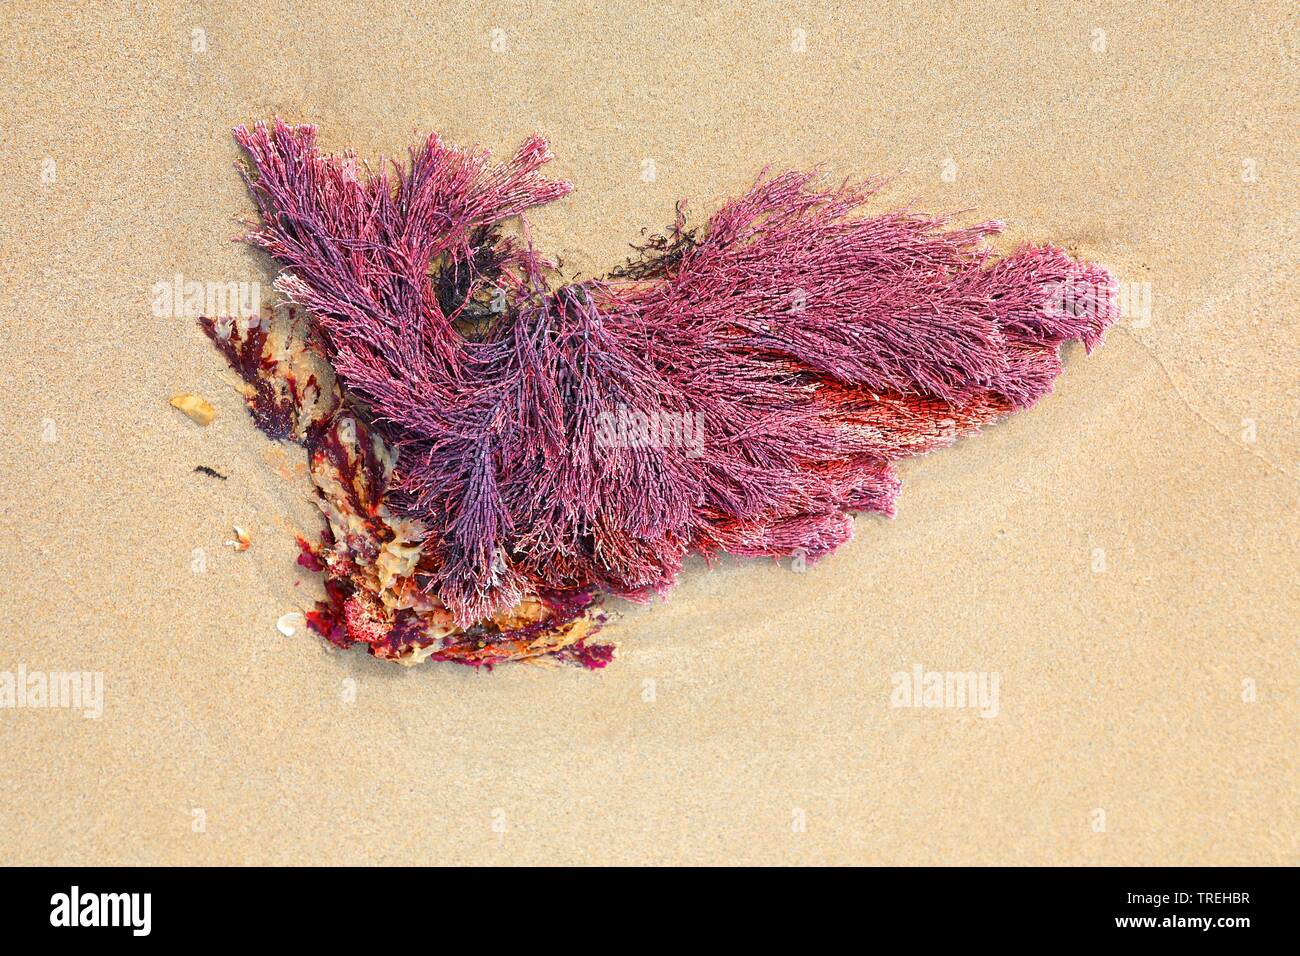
[277,612,305,637]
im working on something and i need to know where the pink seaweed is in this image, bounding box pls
[230,120,1116,629]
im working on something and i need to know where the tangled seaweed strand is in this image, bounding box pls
[224,119,1116,653]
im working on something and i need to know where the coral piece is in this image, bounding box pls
[202,120,1116,668]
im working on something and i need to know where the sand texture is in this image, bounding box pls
[0,0,1295,864]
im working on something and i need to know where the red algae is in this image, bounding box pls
[201,120,1116,669]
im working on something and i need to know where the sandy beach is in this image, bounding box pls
[0,0,1295,864]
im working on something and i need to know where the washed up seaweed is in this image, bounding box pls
[199,120,1116,669]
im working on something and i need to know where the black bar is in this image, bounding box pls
[0,867,1279,942]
